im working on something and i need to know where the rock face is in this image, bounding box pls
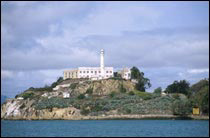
[1,79,136,120]
[73,79,135,96]
[1,98,81,120]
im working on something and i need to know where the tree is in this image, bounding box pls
[51,77,63,88]
[154,87,162,94]
[190,79,209,115]
[114,72,122,78]
[131,66,151,92]
[165,80,190,95]
[131,67,141,79]
[190,78,209,95]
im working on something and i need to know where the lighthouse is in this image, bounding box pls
[100,49,105,78]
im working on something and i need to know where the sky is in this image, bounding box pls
[1,1,209,98]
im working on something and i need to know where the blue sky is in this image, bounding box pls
[1,1,209,98]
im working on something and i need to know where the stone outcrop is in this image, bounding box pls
[1,98,81,120]
[72,79,135,96]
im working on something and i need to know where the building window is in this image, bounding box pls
[106,71,108,73]
[106,75,108,77]
[83,71,85,73]
[99,71,101,73]
[125,74,127,76]
[87,71,89,73]
[87,75,89,77]
[91,71,93,73]
[95,71,97,74]
[110,71,112,73]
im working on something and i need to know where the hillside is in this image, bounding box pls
[1,78,209,120]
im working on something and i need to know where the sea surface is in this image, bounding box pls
[1,120,209,137]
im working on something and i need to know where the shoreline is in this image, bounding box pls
[2,114,209,120]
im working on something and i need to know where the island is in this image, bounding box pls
[1,75,209,120]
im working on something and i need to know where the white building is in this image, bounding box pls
[64,49,114,80]
[118,68,131,80]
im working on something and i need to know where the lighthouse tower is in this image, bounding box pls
[100,49,105,78]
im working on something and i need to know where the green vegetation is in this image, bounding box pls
[134,90,153,100]
[69,83,78,89]
[109,77,124,80]
[86,87,93,94]
[171,99,191,115]
[35,97,70,109]
[109,91,116,98]
[120,84,126,93]
[154,87,162,94]
[34,92,174,115]
[51,77,63,88]
[128,91,135,95]
[77,94,85,99]
[113,72,122,78]
[189,78,209,115]
[21,92,34,99]
[165,80,190,95]
[131,66,151,92]
[165,78,209,115]
[80,107,90,115]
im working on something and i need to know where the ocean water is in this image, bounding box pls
[1,120,209,137]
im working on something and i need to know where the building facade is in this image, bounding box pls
[64,49,114,80]
[118,68,131,80]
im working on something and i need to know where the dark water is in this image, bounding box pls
[1,120,209,137]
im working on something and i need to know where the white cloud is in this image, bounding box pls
[187,69,209,74]
[1,70,14,79]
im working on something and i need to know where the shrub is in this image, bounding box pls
[125,108,131,114]
[69,83,78,89]
[135,91,152,100]
[143,95,152,100]
[80,107,90,115]
[172,93,180,99]
[109,77,124,80]
[91,104,104,112]
[109,91,116,98]
[153,87,162,94]
[35,97,71,110]
[120,84,126,93]
[77,94,85,99]
[86,87,93,94]
[128,91,135,95]
[21,93,34,99]
[172,99,191,115]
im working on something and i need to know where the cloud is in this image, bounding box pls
[187,69,209,74]
[1,70,14,79]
